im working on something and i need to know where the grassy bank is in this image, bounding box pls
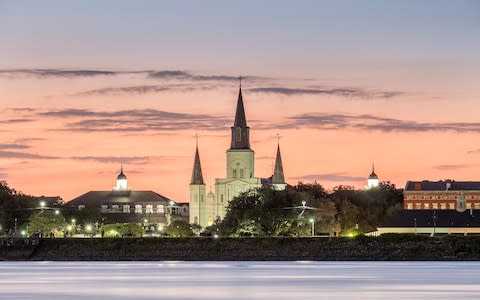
[2,235,480,261]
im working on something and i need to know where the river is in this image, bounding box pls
[0,261,479,299]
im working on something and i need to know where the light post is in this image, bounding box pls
[55,209,60,215]
[309,218,315,237]
[414,218,417,235]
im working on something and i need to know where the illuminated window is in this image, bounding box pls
[407,203,413,209]
[112,205,119,211]
[432,203,438,209]
[135,205,142,214]
[146,205,153,214]
[157,204,164,213]
[123,205,130,213]
[101,205,108,212]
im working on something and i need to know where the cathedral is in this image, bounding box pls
[189,85,287,228]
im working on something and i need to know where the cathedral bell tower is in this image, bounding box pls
[226,83,255,180]
[189,140,207,226]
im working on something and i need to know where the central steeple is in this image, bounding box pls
[230,81,251,149]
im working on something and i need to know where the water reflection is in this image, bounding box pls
[0,262,479,299]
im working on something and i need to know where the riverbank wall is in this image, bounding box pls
[2,235,480,260]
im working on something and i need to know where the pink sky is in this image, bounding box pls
[1,70,480,202]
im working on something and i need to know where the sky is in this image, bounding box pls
[0,0,479,202]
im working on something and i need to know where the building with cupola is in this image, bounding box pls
[189,85,287,228]
[68,167,188,225]
[365,164,379,190]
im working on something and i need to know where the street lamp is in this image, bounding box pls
[39,201,46,208]
[55,209,60,215]
[309,218,315,237]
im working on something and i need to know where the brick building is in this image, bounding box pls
[404,180,480,210]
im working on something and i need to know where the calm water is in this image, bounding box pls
[1,261,480,299]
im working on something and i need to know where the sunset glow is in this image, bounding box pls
[1,1,479,202]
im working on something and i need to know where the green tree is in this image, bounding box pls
[165,220,194,237]
[27,210,67,237]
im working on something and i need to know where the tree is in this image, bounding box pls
[165,220,194,237]
[27,210,67,237]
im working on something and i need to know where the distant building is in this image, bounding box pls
[189,85,287,228]
[377,209,480,236]
[68,167,186,225]
[365,163,379,190]
[403,180,480,210]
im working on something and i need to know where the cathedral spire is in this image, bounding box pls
[272,139,285,184]
[190,142,205,185]
[233,81,247,128]
[230,79,251,149]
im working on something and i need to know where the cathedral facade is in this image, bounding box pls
[189,86,286,228]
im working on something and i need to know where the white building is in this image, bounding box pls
[189,85,287,228]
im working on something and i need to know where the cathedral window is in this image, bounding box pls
[236,128,242,141]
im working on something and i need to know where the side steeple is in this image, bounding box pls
[190,141,205,185]
[272,144,285,184]
[230,79,250,149]
[272,136,286,190]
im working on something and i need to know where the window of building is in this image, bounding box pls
[101,205,108,212]
[146,205,153,214]
[157,204,164,213]
[407,203,413,209]
[135,205,142,214]
[416,203,421,209]
[236,128,241,141]
[194,216,198,224]
[476,203,480,209]
[112,205,119,211]
[123,205,130,213]
[78,205,85,211]
[194,194,198,203]
[201,194,204,202]
[441,203,447,209]
[240,169,244,178]
[432,203,438,209]
[233,169,237,178]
